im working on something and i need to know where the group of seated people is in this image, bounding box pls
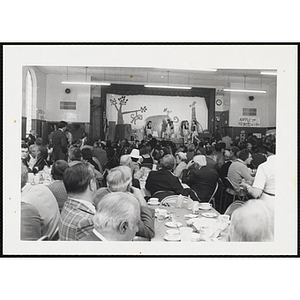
[20,131,276,242]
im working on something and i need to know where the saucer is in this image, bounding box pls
[165,221,183,228]
[148,201,160,206]
[164,234,181,241]
[184,214,198,219]
[201,212,218,218]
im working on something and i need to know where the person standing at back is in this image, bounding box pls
[52,121,68,162]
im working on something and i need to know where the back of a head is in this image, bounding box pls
[58,121,67,129]
[120,155,131,167]
[51,160,69,180]
[107,166,132,192]
[63,161,94,194]
[81,148,92,160]
[68,146,82,161]
[229,199,274,242]
[36,138,43,146]
[223,150,231,160]
[238,149,250,161]
[94,192,140,238]
[160,154,176,171]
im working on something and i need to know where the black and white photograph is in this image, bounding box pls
[3,44,297,256]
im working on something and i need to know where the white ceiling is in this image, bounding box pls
[36,66,277,88]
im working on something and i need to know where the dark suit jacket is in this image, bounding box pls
[182,166,219,202]
[145,169,185,197]
[80,231,102,241]
[52,129,68,161]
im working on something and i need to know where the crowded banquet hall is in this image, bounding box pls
[19,62,278,247]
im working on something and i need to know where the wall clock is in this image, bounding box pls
[216,99,222,106]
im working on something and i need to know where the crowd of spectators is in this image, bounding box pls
[20,123,276,242]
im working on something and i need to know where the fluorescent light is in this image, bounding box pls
[260,71,277,76]
[199,68,217,72]
[223,88,267,94]
[61,81,111,86]
[144,85,191,90]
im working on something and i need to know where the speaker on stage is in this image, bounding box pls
[115,124,132,141]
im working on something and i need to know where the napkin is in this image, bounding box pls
[187,217,229,239]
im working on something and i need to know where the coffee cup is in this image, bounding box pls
[179,227,193,242]
[199,202,212,210]
[149,197,159,205]
[166,229,180,238]
[156,208,167,222]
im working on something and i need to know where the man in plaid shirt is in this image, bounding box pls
[59,161,97,241]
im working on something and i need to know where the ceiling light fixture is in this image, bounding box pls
[223,75,266,93]
[260,71,277,76]
[62,81,111,86]
[198,68,217,72]
[223,88,266,94]
[144,85,192,89]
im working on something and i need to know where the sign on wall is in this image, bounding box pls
[238,116,260,127]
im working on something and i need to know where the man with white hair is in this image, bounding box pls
[182,155,219,202]
[227,199,274,242]
[80,192,141,241]
[93,166,155,239]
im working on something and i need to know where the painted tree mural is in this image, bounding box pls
[110,95,147,125]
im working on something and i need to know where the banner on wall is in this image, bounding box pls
[238,116,260,127]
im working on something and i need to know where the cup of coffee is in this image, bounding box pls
[179,227,193,242]
[199,202,212,210]
[149,198,159,205]
[156,208,168,222]
[166,229,180,240]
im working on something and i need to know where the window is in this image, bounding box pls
[243,108,257,116]
[60,101,76,110]
[25,70,33,134]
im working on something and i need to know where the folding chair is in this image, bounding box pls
[208,182,219,208]
[222,177,246,212]
[224,200,245,218]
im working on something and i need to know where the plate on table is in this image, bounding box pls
[201,212,218,218]
[184,214,199,219]
[164,234,181,242]
[165,221,183,228]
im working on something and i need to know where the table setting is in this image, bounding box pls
[148,195,230,242]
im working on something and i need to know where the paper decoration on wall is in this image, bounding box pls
[110,95,147,125]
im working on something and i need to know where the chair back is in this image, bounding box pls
[223,177,235,191]
[224,200,245,218]
[208,182,219,204]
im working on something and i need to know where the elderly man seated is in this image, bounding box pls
[145,154,196,201]
[59,161,97,240]
[227,199,274,242]
[80,192,141,241]
[93,166,155,239]
[181,155,219,202]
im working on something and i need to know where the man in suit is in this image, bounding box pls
[52,121,68,162]
[145,154,197,201]
[181,155,219,202]
[80,192,141,241]
[59,161,98,241]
